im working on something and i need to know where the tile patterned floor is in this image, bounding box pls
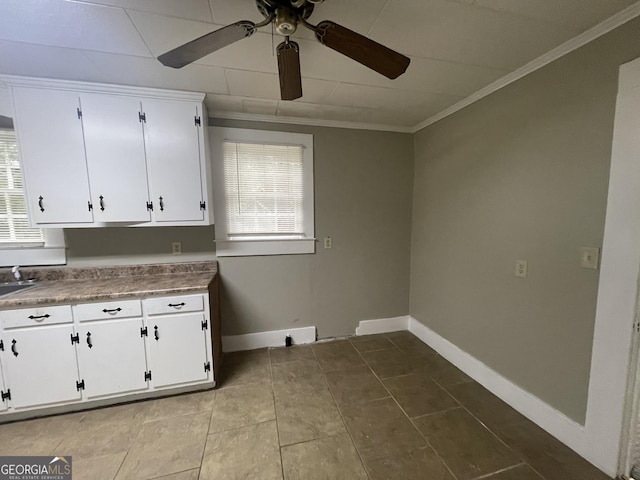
[0,331,611,480]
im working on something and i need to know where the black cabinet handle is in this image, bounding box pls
[99,195,105,211]
[168,303,185,308]
[38,196,44,212]
[102,308,122,314]
[86,332,93,349]
[154,326,159,341]
[159,196,164,212]
[11,339,18,357]
[28,314,50,320]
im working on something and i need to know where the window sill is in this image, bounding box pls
[215,238,316,257]
[0,246,66,267]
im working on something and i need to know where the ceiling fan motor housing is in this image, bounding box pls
[275,7,298,35]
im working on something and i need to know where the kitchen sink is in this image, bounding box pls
[0,282,37,297]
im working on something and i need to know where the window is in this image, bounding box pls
[211,127,315,257]
[0,128,65,266]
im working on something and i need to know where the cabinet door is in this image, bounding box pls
[81,93,151,222]
[0,361,7,412]
[12,87,93,224]
[143,99,205,222]
[76,318,148,399]
[148,313,208,388]
[2,325,81,409]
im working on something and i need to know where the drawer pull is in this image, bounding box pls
[102,308,122,314]
[154,325,159,341]
[28,314,50,320]
[38,195,45,212]
[86,332,93,349]
[11,339,18,357]
[168,303,185,308]
[99,195,105,211]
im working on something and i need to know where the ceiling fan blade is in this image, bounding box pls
[158,21,255,69]
[315,21,410,79]
[277,40,303,101]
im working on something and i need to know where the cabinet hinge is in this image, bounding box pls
[139,112,146,123]
[1,389,11,402]
[70,333,80,345]
[140,326,148,337]
[0,339,3,351]
[77,107,82,119]
[194,116,201,127]
[76,380,85,391]
[200,201,206,211]
[147,201,154,212]
[88,201,93,211]
[201,319,208,331]
[144,371,152,381]
[204,361,211,373]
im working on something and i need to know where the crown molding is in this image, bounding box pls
[209,111,414,133]
[411,2,640,133]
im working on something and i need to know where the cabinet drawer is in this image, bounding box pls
[144,294,204,316]
[73,299,142,322]
[0,305,72,329]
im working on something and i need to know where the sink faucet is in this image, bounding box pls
[12,266,21,282]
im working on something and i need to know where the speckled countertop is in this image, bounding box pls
[0,261,217,308]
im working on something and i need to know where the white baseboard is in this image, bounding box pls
[222,326,317,352]
[355,315,410,336]
[407,317,597,472]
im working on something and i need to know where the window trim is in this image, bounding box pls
[211,127,315,257]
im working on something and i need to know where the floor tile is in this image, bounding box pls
[151,470,199,480]
[445,381,527,434]
[209,382,275,433]
[413,407,520,480]
[422,355,474,387]
[341,397,426,463]
[218,349,271,388]
[271,359,328,394]
[361,347,418,379]
[275,387,345,446]
[72,452,126,480]
[269,345,316,364]
[281,433,367,480]
[312,340,365,372]
[325,365,389,407]
[200,420,282,480]
[0,412,84,456]
[498,419,610,480]
[386,331,438,357]
[350,334,395,353]
[144,389,216,423]
[364,447,455,480]
[115,412,210,480]
[383,372,458,418]
[482,464,544,480]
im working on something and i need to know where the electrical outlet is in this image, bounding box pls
[172,242,182,255]
[515,260,528,278]
[324,236,332,249]
[580,247,600,270]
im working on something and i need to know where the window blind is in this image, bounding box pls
[223,141,304,237]
[0,130,44,244]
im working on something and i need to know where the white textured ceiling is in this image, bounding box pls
[0,0,637,130]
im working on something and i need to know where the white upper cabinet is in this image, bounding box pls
[12,87,93,224]
[3,76,213,227]
[81,93,151,223]
[143,99,206,223]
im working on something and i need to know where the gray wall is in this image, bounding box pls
[410,18,640,424]
[209,120,414,338]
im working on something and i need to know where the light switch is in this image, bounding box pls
[515,260,528,278]
[580,247,600,270]
[324,236,332,249]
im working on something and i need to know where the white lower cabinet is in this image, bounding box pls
[0,292,214,419]
[147,313,209,388]
[76,318,149,399]
[2,324,82,409]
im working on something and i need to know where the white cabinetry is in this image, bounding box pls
[3,76,213,227]
[0,359,8,412]
[0,306,81,410]
[12,87,93,224]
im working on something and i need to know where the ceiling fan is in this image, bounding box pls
[157,0,411,101]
